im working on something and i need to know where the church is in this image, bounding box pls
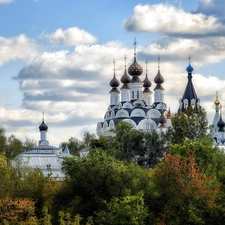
[97,40,171,136]
[96,41,200,136]
[14,114,72,178]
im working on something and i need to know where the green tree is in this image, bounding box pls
[6,134,24,160]
[83,131,95,147]
[0,128,7,155]
[61,137,84,156]
[23,136,36,152]
[96,191,148,225]
[57,150,150,221]
[113,121,167,167]
[166,106,209,144]
[0,153,15,198]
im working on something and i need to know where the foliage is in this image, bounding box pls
[59,149,150,220]
[23,136,36,152]
[151,153,221,225]
[0,127,7,155]
[0,198,37,224]
[113,121,167,167]
[61,132,95,156]
[6,134,24,160]
[0,153,16,198]
[96,191,148,225]
[166,106,209,144]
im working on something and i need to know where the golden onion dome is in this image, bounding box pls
[214,99,220,105]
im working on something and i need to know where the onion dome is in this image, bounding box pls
[128,58,143,76]
[121,68,130,84]
[214,92,220,106]
[109,59,120,93]
[39,113,48,131]
[217,116,225,132]
[186,64,194,73]
[143,60,151,88]
[154,69,164,84]
[215,99,220,106]
[159,113,167,128]
[128,39,143,82]
[120,55,131,89]
[110,73,120,88]
[154,56,164,90]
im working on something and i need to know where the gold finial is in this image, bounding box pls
[124,55,127,68]
[113,59,115,73]
[42,112,44,122]
[215,91,220,105]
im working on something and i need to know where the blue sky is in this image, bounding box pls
[0,0,225,146]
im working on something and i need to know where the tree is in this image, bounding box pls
[0,198,37,224]
[6,134,24,160]
[23,136,36,152]
[150,153,222,225]
[0,127,7,155]
[166,106,209,144]
[96,191,148,225]
[83,131,95,147]
[57,150,150,221]
[0,153,15,198]
[113,121,167,167]
[61,137,84,156]
[137,131,167,168]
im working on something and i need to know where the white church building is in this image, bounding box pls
[15,115,72,178]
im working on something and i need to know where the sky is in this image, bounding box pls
[0,0,225,146]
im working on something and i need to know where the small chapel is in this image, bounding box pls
[14,114,72,178]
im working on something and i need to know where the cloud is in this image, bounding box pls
[123,4,225,38]
[195,0,225,18]
[0,0,14,3]
[141,36,225,63]
[0,34,38,65]
[41,27,97,46]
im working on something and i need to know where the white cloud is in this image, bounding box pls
[0,35,38,65]
[124,4,225,37]
[41,27,97,46]
[142,36,225,63]
[0,0,14,3]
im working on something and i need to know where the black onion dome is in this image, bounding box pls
[39,121,48,131]
[154,69,164,84]
[121,68,131,84]
[128,57,143,76]
[159,113,167,124]
[143,74,151,88]
[110,73,120,88]
[217,116,225,129]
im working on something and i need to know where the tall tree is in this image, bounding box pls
[0,127,7,155]
[6,135,24,160]
[150,153,222,225]
[166,106,209,144]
